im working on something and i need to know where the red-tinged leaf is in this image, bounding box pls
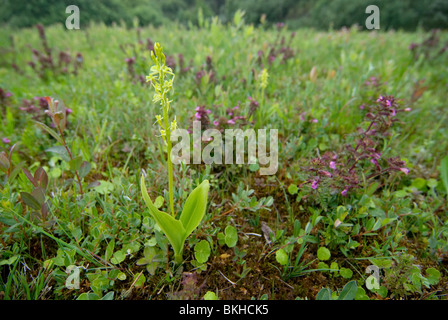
[22,168,37,186]
[34,167,48,191]
[8,143,19,163]
[0,152,10,170]
[40,202,49,218]
[20,192,41,210]
[32,187,46,206]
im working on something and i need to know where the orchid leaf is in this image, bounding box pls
[141,175,186,258]
[179,179,210,237]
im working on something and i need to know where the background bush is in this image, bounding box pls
[1,0,447,30]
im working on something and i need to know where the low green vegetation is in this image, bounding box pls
[1,12,447,300]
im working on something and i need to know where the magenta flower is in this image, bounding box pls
[227,119,235,125]
[329,161,337,170]
[371,152,381,160]
[311,179,319,190]
[213,120,219,126]
[125,57,136,64]
[341,189,348,197]
[2,138,11,144]
[400,168,409,175]
[370,158,380,167]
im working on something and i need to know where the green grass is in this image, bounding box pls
[1,18,448,300]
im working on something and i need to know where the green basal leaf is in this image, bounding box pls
[441,156,448,196]
[154,196,164,209]
[275,248,288,266]
[77,293,100,300]
[110,250,126,265]
[141,175,186,258]
[224,225,238,248]
[316,288,332,300]
[338,280,358,300]
[317,246,331,261]
[203,291,218,300]
[426,267,441,285]
[194,240,211,264]
[339,267,353,279]
[179,179,210,237]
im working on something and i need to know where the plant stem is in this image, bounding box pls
[56,124,84,196]
[164,102,175,217]
[174,249,183,264]
[160,68,175,217]
[348,119,377,173]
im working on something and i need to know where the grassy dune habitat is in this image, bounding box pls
[1,15,448,301]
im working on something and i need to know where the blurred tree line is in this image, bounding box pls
[1,0,447,30]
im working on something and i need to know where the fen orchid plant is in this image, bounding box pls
[141,42,210,264]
